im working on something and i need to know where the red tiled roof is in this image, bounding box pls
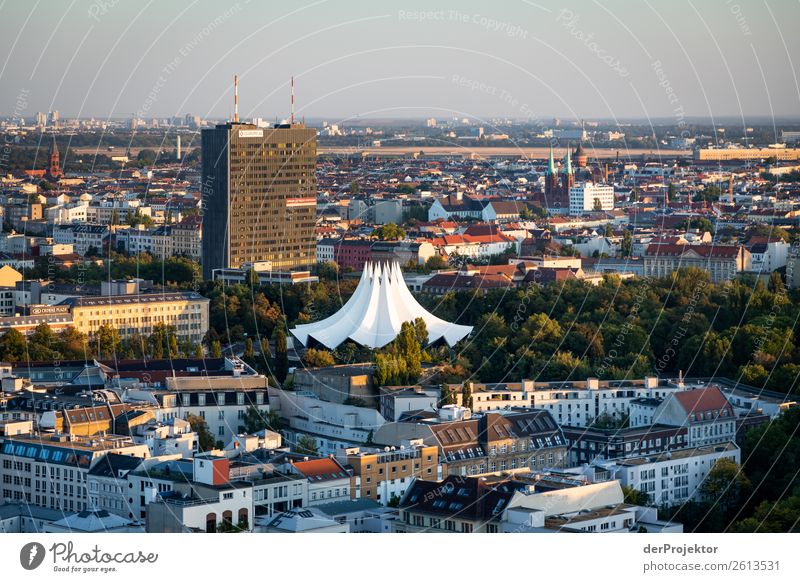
[469,264,521,276]
[674,386,732,415]
[291,458,349,481]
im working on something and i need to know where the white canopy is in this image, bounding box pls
[290,261,473,349]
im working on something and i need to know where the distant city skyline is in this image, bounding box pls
[1,0,798,122]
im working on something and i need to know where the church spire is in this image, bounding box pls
[563,144,572,175]
[48,134,61,179]
[548,145,556,175]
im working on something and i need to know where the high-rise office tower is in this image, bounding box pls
[201,77,317,279]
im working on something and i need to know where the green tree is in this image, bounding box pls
[295,434,319,456]
[244,338,255,359]
[168,334,179,358]
[242,406,268,434]
[677,217,714,234]
[768,271,785,294]
[462,381,473,409]
[245,268,259,287]
[187,413,215,451]
[412,317,429,347]
[700,458,750,513]
[95,324,121,358]
[440,384,456,406]
[396,321,422,382]
[59,327,88,359]
[667,182,678,202]
[136,148,157,165]
[316,261,339,280]
[211,340,222,358]
[274,328,289,383]
[302,347,335,368]
[732,492,800,533]
[28,323,59,361]
[621,229,633,257]
[375,222,406,241]
[426,255,447,270]
[260,338,272,358]
[622,485,651,506]
[264,410,283,432]
[0,329,28,361]
[693,184,721,203]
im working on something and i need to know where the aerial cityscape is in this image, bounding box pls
[1,0,800,553]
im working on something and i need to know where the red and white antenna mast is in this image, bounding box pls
[290,76,295,125]
[233,75,239,123]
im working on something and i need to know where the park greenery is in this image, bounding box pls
[4,264,800,399]
[1,261,800,530]
[659,407,800,533]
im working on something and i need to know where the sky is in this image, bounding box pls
[1,0,798,124]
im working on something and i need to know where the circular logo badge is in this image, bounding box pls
[19,542,46,571]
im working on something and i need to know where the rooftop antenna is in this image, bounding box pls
[291,76,295,125]
[233,75,239,123]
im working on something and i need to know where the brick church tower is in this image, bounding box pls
[47,134,62,180]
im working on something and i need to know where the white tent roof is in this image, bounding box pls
[290,261,472,349]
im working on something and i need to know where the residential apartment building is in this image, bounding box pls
[396,473,676,533]
[651,386,737,447]
[52,224,109,256]
[0,433,148,512]
[598,442,741,506]
[117,217,201,261]
[284,457,351,506]
[562,424,689,466]
[343,442,439,504]
[451,381,534,412]
[377,411,567,477]
[527,377,683,427]
[146,456,255,533]
[148,375,270,444]
[396,474,521,533]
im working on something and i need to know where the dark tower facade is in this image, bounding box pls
[543,146,574,212]
[48,135,62,179]
[201,121,317,280]
[573,142,588,168]
[561,147,575,194]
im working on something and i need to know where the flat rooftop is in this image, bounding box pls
[614,441,739,467]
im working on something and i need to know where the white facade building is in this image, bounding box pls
[599,442,741,506]
[569,183,615,215]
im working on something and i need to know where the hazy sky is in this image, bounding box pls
[1,0,798,123]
